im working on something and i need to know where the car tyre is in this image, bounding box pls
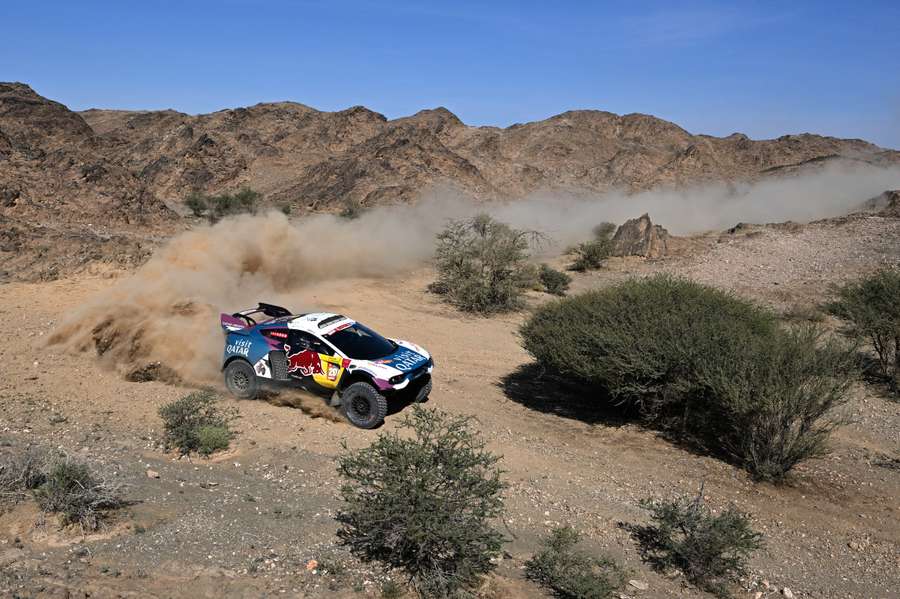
[341,382,387,429]
[414,377,432,403]
[224,360,258,400]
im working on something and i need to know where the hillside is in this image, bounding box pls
[2,81,900,280]
[81,98,900,212]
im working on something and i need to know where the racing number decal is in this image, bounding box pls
[313,355,346,389]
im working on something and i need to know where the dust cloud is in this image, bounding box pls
[48,163,899,384]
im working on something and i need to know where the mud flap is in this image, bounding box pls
[329,390,342,407]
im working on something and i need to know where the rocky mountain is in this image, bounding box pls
[2,81,899,280]
[78,89,899,213]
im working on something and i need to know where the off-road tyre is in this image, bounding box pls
[224,360,258,400]
[414,377,432,403]
[341,382,387,429]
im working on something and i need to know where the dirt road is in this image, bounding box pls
[1,217,899,598]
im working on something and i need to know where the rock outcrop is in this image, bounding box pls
[612,214,670,258]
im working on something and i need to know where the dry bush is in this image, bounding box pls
[0,448,47,502]
[33,458,125,531]
[631,489,762,598]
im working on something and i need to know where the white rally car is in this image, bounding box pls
[220,303,433,428]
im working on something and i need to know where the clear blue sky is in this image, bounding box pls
[3,1,898,148]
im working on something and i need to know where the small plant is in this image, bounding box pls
[33,458,125,531]
[158,391,237,456]
[432,213,540,314]
[526,526,624,599]
[340,196,365,219]
[380,580,405,598]
[0,448,47,501]
[336,406,506,598]
[569,223,616,271]
[184,192,207,217]
[827,268,900,394]
[631,488,762,598]
[196,425,233,456]
[183,187,261,223]
[280,203,292,216]
[539,264,571,296]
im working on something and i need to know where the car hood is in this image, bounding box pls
[354,340,430,376]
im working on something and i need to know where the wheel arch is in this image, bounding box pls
[338,369,378,392]
[222,355,252,371]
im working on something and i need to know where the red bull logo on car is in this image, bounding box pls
[285,346,324,376]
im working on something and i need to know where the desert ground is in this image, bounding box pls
[1,210,898,599]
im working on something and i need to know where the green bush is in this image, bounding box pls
[336,406,506,598]
[539,264,572,296]
[33,459,125,531]
[520,275,855,480]
[827,268,900,393]
[697,326,854,481]
[432,213,540,314]
[182,187,261,223]
[158,391,237,456]
[569,223,616,271]
[196,425,233,456]
[184,192,208,217]
[340,196,365,219]
[632,490,762,598]
[526,526,624,599]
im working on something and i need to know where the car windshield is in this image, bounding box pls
[325,322,397,360]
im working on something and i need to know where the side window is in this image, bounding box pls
[287,331,333,356]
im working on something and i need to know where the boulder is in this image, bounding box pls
[612,213,669,258]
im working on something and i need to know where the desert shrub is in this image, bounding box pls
[340,196,365,219]
[196,425,233,456]
[33,459,125,531]
[632,490,762,598]
[336,406,506,598]
[280,203,292,216]
[158,391,237,456]
[184,192,207,217]
[380,580,405,598]
[696,326,855,481]
[539,264,571,296]
[569,223,616,271]
[520,275,854,480]
[0,448,47,500]
[432,213,540,314]
[526,526,624,599]
[183,187,261,223]
[827,268,900,393]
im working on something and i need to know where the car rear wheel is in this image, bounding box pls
[224,360,258,400]
[341,382,387,429]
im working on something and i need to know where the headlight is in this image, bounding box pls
[389,374,405,385]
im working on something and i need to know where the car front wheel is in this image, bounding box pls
[341,382,387,429]
[224,360,258,400]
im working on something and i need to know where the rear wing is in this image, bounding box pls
[220,302,293,332]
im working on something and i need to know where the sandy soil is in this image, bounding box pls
[1,215,899,598]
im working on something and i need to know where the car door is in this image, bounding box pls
[284,331,346,390]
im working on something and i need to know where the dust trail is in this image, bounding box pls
[48,163,900,384]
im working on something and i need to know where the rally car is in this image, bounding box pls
[220,303,433,428]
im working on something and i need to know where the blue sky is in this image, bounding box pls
[2,1,899,148]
